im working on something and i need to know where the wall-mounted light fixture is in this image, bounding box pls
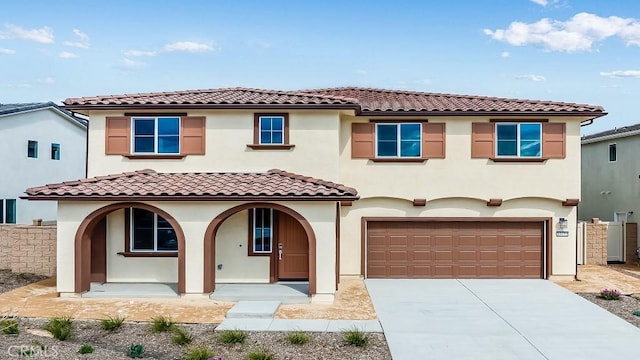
[559,217,568,230]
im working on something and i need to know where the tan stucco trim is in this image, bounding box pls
[73,202,186,294]
[203,202,317,295]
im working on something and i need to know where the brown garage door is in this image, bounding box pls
[366,220,543,279]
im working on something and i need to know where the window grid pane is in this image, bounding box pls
[609,144,617,162]
[5,199,16,224]
[259,117,284,145]
[377,124,422,158]
[253,208,272,253]
[133,117,180,154]
[496,123,541,158]
[131,208,177,252]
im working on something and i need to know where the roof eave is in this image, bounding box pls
[63,103,360,112]
[360,110,607,117]
[22,195,360,201]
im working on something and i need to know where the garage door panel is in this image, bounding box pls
[367,220,543,279]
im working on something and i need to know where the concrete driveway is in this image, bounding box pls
[366,279,640,359]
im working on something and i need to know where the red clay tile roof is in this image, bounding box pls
[63,87,357,109]
[63,86,605,117]
[301,87,606,115]
[24,169,358,201]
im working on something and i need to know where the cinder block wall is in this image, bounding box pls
[585,219,607,265]
[0,225,56,276]
[626,223,638,264]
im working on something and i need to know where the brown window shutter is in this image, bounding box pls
[422,123,445,158]
[351,123,375,158]
[471,122,495,158]
[542,122,566,158]
[181,116,206,155]
[105,116,131,155]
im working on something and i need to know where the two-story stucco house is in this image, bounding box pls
[580,124,640,223]
[0,102,86,225]
[24,87,605,302]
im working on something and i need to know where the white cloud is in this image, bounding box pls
[120,58,146,69]
[38,77,55,84]
[516,74,547,81]
[0,48,15,54]
[531,0,548,6]
[355,69,367,75]
[0,24,54,43]
[501,51,511,58]
[63,29,90,48]
[600,70,640,78]
[123,49,157,57]
[58,51,78,58]
[484,12,640,52]
[163,41,215,53]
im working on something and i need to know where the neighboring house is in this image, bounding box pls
[23,87,605,302]
[0,102,86,225]
[580,124,640,222]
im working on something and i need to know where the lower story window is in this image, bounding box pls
[253,208,273,253]
[0,199,16,224]
[131,208,177,252]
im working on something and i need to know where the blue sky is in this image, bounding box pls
[1,0,639,134]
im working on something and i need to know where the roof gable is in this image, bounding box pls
[0,102,87,128]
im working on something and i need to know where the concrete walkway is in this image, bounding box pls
[366,279,640,360]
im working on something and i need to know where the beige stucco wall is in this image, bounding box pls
[84,110,341,181]
[340,197,577,277]
[57,200,337,297]
[106,210,178,283]
[337,115,584,278]
[215,211,269,283]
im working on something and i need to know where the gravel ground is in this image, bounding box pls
[0,319,389,359]
[578,292,640,328]
[0,269,47,293]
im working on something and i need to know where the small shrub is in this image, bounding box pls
[78,344,95,354]
[150,315,175,333]
[127,344,145,358]
[19,348,35,356]
[183,345,215,360]
[286,330,309,345]
[171,326,193,345]
[342,326,368,347]
[43,316,74,341]
[0,318,19,335]
[217,329,247,344]
[600,288,621,300]
[32,340,46,351]
[247,348,275,360]
[18,272,34,281]
[101,314,125,332]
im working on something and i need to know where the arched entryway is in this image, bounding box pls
[74,202,186,294]
[204,203,317,294]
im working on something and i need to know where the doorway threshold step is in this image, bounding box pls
[226,301,281,319]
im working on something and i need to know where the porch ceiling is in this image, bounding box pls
[23,168,359,201]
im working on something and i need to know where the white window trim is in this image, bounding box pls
[374,123,422,158]
[27,140,38,159]
[258,116,285,145]
[253,208,273,254]
[495,122,542,158]
[130,209,176,252]
[131,116,181,154]
[608,143,617,163]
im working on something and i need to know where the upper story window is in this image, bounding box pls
[259,116,284,144]
[51,143,60,160]
[248,113,294,150]
[130,208,177,252]
[27,140,38,158]
[495,123,542,158]
[133,117,180,154]
[376,123,421,158]
[608,143,617,162]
